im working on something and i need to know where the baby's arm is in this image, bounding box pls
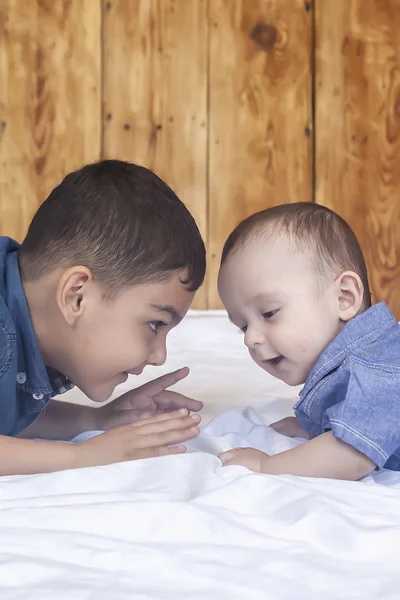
[269,416,311,439]
[220,431,376,480]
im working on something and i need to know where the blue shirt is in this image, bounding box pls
[294,302,400,470]
[0,237,73,436]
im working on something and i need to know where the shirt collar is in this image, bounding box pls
[4,244,73,396]
[302,302,397,396]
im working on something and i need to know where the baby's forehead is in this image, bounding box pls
[236,230,312,265]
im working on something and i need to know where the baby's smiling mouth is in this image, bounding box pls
[263,355,284,366]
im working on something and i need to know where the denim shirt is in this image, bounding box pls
[0,237,73,436]
[294,302,400,470]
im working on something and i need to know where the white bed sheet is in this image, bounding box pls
[1,310,400,599]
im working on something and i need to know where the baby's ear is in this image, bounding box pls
[336,271,364,321]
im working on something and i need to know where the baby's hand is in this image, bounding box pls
[219,447,270,473]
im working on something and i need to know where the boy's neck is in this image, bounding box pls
[22,274,65,371]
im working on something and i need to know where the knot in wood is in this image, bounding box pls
[250,22,278,51]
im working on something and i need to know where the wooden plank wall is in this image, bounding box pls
[0,1,101,240]
[315,0,400,315]
[0,0,399,316]
[208,0,312,306]
[103,0,208,308]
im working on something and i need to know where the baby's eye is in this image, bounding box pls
[262,309,279,320]
[149,320,166,333]
[239,325,247,334]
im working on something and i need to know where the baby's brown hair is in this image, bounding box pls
[221,202,371,310]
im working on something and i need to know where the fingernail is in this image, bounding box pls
[179,408,188,414]
[190,414,201,421]
[190,426,199,433]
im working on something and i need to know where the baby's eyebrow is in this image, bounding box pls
[252,292,278,301]
[150,304,182,324]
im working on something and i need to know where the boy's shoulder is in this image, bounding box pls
[0,237,72,436]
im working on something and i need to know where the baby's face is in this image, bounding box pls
[218,235,343,386]
[66,272,194,402]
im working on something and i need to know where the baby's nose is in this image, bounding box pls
[244,325,266,350]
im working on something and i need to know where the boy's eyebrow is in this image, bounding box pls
[150,304,183,324]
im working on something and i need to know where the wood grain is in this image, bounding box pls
[0,0,101,241]
[208,0,313,307]
[315,0,400,318]
[103,0,208,308]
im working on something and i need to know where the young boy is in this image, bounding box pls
[218,202,400,480]
[0,160,205,476]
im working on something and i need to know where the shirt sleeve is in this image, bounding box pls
[322,359,400,468]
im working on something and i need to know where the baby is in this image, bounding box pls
[218,202,400,480]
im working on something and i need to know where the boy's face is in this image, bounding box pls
[63,273,194,402]
[218,235,343,386]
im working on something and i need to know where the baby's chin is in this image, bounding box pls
[259,361,307,387]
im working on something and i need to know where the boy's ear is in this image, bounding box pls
[336,271,364,321]
[55,266,94,326]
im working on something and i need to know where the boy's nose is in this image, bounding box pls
[244,325,266,350]
[148,340,167,366]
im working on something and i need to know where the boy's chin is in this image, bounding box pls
[80,381,116,403]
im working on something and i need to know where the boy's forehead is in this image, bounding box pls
[121,272,194,314]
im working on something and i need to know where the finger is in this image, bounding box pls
[153,391,203,412]
[138,413,201,436]
[218,451,234,464]
[139,424,200,449]
[132,408,190,427]
[138,368,190,397]
[218,448,246,463]
[139,444,187,459]
[167,444,187,455]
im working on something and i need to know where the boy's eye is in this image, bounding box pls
[239,325,247,334]
[263,309,279,319]
[149,320,166,333]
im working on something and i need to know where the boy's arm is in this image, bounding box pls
[219,431,376,481]
[0,435,80,475]
[3,409,200,475]
[18,400,97,441]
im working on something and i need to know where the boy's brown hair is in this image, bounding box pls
[19,160,206,299]
[221,202,371,310]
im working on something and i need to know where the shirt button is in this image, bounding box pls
[32,393,44,400]
[16,372,27,384]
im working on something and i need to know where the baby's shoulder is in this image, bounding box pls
[347,323,400,373]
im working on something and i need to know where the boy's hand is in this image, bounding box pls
[219,448,270,473]
[97,367,203,430]
[75,409,201,467]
